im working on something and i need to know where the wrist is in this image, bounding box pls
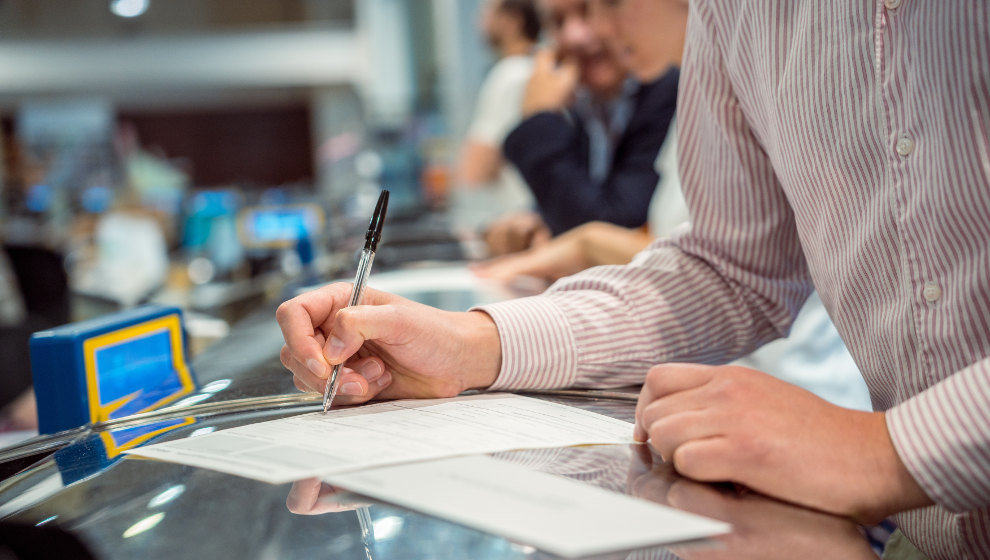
[852,412,934,522]
[462,311,502,390]
[878,412,934,513]
[522,98,565,118]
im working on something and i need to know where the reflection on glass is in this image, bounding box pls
[200,379,232,393]
[371,515,403,541]
[280,445,882,559]
[624,446,880,560]
[188,427,216,438]
[109,0,150,19]
[170,393,214,408]
[147,484,185,509]
[122,512,165,539]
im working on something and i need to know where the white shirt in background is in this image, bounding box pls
[451,55,535,230]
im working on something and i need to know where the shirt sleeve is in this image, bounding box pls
[886,359,990,512]
[467,59,531,147]
[482,4,814,390]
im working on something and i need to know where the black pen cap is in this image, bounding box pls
[365,189,389,251]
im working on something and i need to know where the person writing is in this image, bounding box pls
[474,0,870,411]
[278,2,990,557]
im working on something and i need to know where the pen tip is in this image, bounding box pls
[366,189,389,251]
[374,189,389,217]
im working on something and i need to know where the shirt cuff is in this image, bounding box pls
[886,360,990,512]
[474,295,578,391]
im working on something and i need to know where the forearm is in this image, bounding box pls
[458,141,502,185]
[578,223,653,266]
[481,236,811,390]
[553,241,807,382]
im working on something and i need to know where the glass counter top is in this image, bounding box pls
[0,392,881,559]
[0,264,884,558]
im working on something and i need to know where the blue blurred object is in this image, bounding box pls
[24,184,54,213]
[181,189,241,250]
[30,305,197,435]
[237,203,324,250]
[181,189,245,276]
[79,184,114,214]
[295,231,314,266]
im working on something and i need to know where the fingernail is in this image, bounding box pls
[357,360,383,382]
[306,359,327,378]
[377,372,392,388]
[339,382,363,396]
[327,336,346,359]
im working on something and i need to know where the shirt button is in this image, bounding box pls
[884,0,902,10]
[923,282,942,303]
[895,134,915,156]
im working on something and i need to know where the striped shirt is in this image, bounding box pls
[479,2,990,558]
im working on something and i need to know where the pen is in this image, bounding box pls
[322,189,389,413]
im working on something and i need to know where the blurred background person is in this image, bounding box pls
[0,243,58,436]
[484,0,678,257]
[476,0,688,281]
[450,0,541,235]
[0,246,34,434]
[475,0,871,411]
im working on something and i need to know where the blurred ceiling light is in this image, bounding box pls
[110,0,150,18]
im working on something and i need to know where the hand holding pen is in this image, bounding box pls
[276,189,503,408]
[322,189,389,413]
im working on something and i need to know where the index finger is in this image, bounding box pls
[635,363,717,441]
[276,284,353,377]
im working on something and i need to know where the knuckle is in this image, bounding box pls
[335,307,356,329]
[644,365,666,388]
[640,402,661,429]
[734,433,771,464]
[275,300,294,323]
[708,373,739,400]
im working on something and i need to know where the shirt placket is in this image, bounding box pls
[877,0,933,396]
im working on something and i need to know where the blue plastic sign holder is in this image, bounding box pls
[55,416,197,485]
[30,305,198,436]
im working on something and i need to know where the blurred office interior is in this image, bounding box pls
[0,0,494,323]
[0,0,501,433]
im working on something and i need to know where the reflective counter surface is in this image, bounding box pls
[0,266,884,559]
[0,394,883,559]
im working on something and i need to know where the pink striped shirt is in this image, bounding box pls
[480,2,990,558]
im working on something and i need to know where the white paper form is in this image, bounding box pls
[125,393,635,484]
[326,455,731,558]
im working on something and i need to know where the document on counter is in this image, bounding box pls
[125,393,635,484]
[325,455,731,558]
